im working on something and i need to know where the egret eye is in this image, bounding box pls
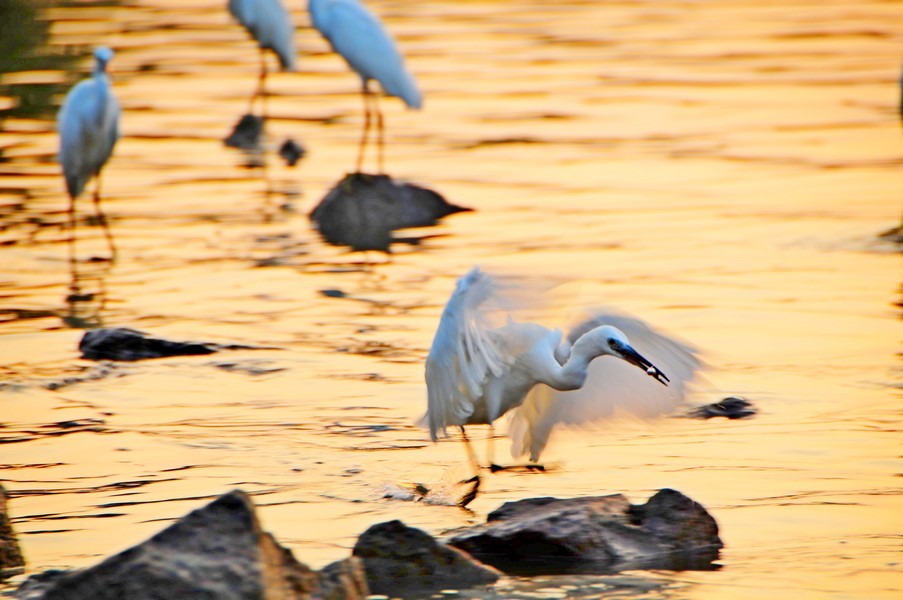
[608,339,619,349]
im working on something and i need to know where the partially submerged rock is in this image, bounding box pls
[0,484,25,580]
[15,490,367,599]
[79,328,257,361]
[352,520,500,596]
[309,173,471,252]
[448,489,722,575]
[223,113,264,150]
[279,138,305,167]
[687,396,756,419]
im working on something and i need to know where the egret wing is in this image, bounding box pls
[310,0,420,106]
[425,267,516,440]
[510,308,702,461]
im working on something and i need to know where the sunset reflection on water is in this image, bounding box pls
[0,0,900,597]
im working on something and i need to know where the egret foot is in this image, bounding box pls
[488,463,548,473]
[382,470,480,507]
[456,475,480,508]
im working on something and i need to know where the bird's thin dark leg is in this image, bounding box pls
[374,92,384,174]
[92,174,117,261]
[67,193,79,293]
[249,48,267,114]
[260,48,270,119]
[459,426,482,476]
[356,80,372,174]
[487,425,504,472]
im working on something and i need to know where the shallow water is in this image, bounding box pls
[1,0,901,597]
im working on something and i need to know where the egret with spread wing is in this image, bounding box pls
[57,46,120,264]
[425,267,701,472]
[229,0,297,105]
[309,0,422,173]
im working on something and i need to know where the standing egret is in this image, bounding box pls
[425,267,701,473]
[57,46,121,264]
[309,0,422,173]
[228,0,297,106]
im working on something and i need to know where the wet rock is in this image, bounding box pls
[78,327,259,361]
[309,173,472,252]
[352,520,500,596]
[15,489,365,599]
[687,396,756,419]
[224,113,264,150]
[279,138,306,166]
[0,483,25,580]
[317,557,369,600]
[448,489,722,575]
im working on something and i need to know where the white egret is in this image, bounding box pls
[57,46,121,263]
[228,0,297,104]
[309,0,422,173]
[425,267,701,472]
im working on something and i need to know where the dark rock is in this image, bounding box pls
[224,113,264,150]
[14,489,365,600]
[448,489,722,575]
[79,328,237,361]
[687,396,756,419]
[0,483,25,580]
[279,138,306,167]
[309,173,472,252]
[352,520,500,596]
[317,557,369,600]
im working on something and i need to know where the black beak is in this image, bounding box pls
[621,346,670,386]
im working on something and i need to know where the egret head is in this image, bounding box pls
[594,325,670,385]
[94,47,115,71]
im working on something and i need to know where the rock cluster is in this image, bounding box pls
[11,488,722,598]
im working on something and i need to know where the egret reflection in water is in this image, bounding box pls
[57,46,120,269]
[309,0,422,174]
[424,268,702,479]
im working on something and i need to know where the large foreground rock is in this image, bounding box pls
[0,484,25,580]
[449,489,722,575]
[15,490,367,599]
[353,520,500,596]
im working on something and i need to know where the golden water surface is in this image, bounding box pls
[0,0,901,598]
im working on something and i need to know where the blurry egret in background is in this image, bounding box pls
[228,0,297,106]
[425,267,701,475]
[57,46,120,264]
[309,0,422,173]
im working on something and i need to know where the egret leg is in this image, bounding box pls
[486,425,504,472]
[259,48,270,119]
[374,92,384,174]
[355,80,373,174]
[459,426,482,476]
[248,48,267,114]
[92,175,117,261]
[67,193,79,293]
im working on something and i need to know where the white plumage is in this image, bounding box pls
[229,0,297,72]
[57,46,121,260]
[309,0,421,172]
[425,267,702,464]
